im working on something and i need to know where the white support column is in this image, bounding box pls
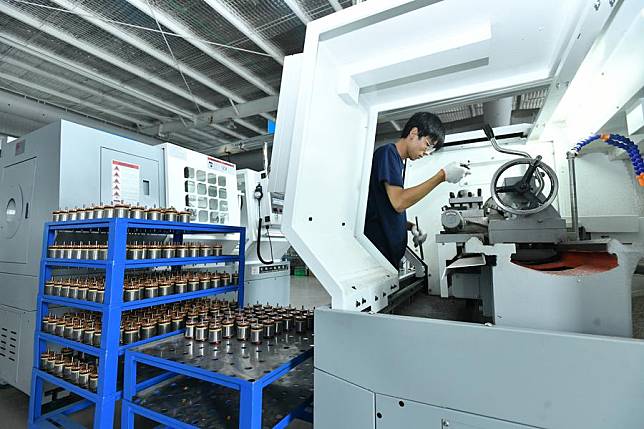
[328,0,343,12]
[202,0,285,65]
[283,0,312,24]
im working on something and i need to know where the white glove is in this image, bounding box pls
[411,225,427,247]
[442,162,471,184]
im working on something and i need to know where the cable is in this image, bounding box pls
[255,184,274,265]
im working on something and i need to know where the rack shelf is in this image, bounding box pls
[122,331,314,429]
[29,218,246,429]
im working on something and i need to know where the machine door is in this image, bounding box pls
[100,148,161,207]
[0,157,36,264]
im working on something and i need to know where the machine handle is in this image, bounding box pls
[483,124,495,140]
[25,202,29,219]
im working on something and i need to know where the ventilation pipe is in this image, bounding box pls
[483,96,513,127]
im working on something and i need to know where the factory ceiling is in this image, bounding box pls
[0,0,546,155]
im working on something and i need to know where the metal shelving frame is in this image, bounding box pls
[121,338,313,429]
[28,218,246,429]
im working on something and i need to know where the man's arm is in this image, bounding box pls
[385,170,446,213]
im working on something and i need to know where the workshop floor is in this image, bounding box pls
[1,279,639,428]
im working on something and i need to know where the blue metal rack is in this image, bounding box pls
[121,333,314,429]
[28,218,246,429]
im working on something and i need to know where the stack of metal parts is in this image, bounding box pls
[45,276,105,303]
[47,242,109,261]
[39,348,99,392]
[184,302,314,345]
[52,204,192,223]
[125,242,224,260]
[123,271,238,301]
[42,311,103,347]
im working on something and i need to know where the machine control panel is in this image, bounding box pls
[252,264,289,275]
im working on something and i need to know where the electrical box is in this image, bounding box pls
[161,143,240,226]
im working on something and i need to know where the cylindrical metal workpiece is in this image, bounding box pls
[221,320,234,339]
[45,280,54,296]
[171,315,184,331]
[162,246,176,259]
[236,322,249,341]
[147,247,162,260]
[144,284,159,299]
[178,211,191,223]
[184,321,196,339]
[83,327,95,345]
[70,364,81,385]
[146,208,162,221]
[123,326,140,345]
[124,284,139,302]
[187,279,199,293]
[174,280,187,295]
[263,319,275,338]
[93,329,102,347]
[250,325,262,344]
[208,324,222,344]
[53,359,65,377]
[158,282,174,296]
[199,278,210,290]
[157,318,171,335]
[89,372,99,392]
[194,323,207,342]
[140,322,157,341]
[295,316,306,333]
[60,282,70,298]
[78,368,90,388]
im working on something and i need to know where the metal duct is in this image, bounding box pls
[483,96,513,127]
[0,89,166,145]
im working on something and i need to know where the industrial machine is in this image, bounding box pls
[0,120,165,392]
[272,0,644,428]
[237,168,291,306]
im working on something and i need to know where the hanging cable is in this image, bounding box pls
[254,183,274,265]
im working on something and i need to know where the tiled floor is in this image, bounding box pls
[2,277,641,428]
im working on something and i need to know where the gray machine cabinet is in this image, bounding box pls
[315,369,375,429]
[0,120,165,393]
[376,394,534,428]
[314,308,644,429]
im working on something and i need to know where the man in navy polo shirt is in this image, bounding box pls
[364,112,470,267]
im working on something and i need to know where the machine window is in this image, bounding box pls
[184,167,194,179]
[210,212,219,223]
[208,186,217,197]
[220,201,228,212]
[196,170,206,182]
[208,173,217,184]
[219,188,227,199]
[218,176,226,186]
[197,183,207,195]
[209,198,218,210]
[198,210,208,222]
[185,181,195,193]
[198,196,208,209]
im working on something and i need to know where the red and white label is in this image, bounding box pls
[112,160,140,203]
[207,156,235,174]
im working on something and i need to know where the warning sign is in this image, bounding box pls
[112,160,140,203]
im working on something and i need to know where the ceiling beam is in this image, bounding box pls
[0,3,203,113]
[50,0,267,135]
[125,0,277,96]
[0,56,159,123]
[202,0,285,65]
[283,0,312,24]
[142,95,278,134]
[328,0,343,12]
[0,32,190,119]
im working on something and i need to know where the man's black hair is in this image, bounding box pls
[400,112,445,150]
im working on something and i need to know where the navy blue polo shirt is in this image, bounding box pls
[364,144,407,267]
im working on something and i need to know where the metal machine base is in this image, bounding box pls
[314,308,644,429]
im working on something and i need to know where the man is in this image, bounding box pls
[364,112,470,267]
